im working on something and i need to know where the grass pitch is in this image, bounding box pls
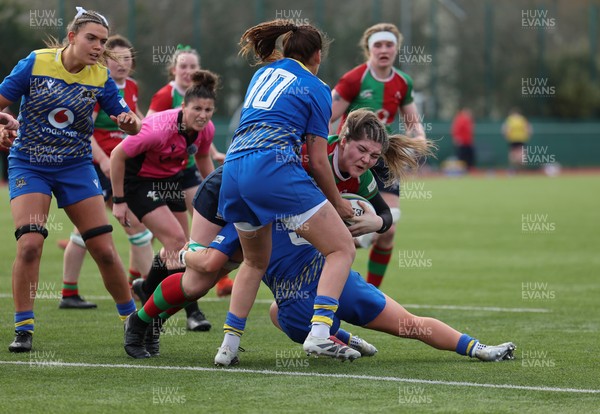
[0,173,599,413]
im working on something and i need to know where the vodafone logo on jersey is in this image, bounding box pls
[48,108,74,129]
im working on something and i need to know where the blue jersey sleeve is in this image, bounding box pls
[305,81,332,139]
[0,51,36,103]
[97,75,130,116]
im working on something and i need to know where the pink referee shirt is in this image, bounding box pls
[121,108,214,178]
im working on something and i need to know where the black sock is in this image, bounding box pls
[184,301,200,317]
[144,254,169,295]
[130,312,149,328]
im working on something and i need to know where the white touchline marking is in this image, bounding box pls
[0,293,551,313]
[0,360,596,394]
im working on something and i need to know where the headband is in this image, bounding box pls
[74,6,108,27]
[367,31,397,49]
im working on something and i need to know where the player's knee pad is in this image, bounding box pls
[128,229,153,246]
[15,224,49,241]
[69,232,86,249]
[81,225,113,242]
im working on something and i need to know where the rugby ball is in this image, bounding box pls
[341,193,376,226]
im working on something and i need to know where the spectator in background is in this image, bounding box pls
[451,107,475,172]
[502,108,532,173]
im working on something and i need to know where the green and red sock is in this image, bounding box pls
[367,244,393,288]
[62,281,78,298]
[138,272,190,323]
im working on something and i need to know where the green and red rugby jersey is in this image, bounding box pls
[301,135,378,200]
[93,77,139,156]
[334,63,414,132]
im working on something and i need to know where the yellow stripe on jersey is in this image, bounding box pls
[32,48,108,87]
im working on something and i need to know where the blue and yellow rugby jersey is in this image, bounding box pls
[226,58,331,160]
[262,227,324,305]
[0,48,129,164]
[208,221,322,305]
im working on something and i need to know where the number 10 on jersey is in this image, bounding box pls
[243,68,297,111]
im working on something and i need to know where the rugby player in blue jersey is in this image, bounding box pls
[215,20,359,364]
[0,7,141,352]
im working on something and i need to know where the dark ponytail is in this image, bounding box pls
[184,70,219,104]
[239,19,329,66]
